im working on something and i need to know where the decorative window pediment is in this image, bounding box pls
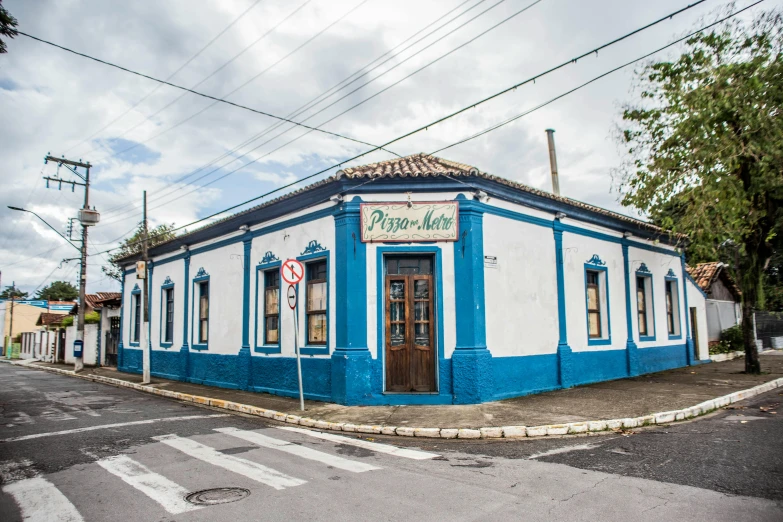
[301,240,327,256]
[260,251,279,264]
[586,254,606,266]
[637,263,651,274]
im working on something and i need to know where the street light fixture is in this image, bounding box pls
[7,206,81,251]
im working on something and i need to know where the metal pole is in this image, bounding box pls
[293,286,304,411]
[8,283,15,359]
[141,190,150,384]
[74,165,90,373]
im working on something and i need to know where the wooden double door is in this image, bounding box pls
[385,256,436,392]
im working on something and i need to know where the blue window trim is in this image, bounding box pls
[584,263,612,346]
[129,284,141,347]
[297,250,330,356]
[635,266,656,342]
[159,277,175,348]
[375,246,445,392]
[665,271,683,340]
[254,259,282,354]
[191,269,210,351]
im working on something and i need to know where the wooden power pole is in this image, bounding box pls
[141,190,150,384]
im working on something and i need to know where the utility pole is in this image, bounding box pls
[43,154,98,373]
[141,190,150,384]
[8,282,15,359]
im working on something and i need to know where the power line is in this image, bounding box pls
[98,0,485,221]
[432,0,766,154]
[80,0,315,163]
[65,0,267,157]
[15,2,394,167]
[93,0,372,165]
[88,0,714,257]
[100,0,518,225]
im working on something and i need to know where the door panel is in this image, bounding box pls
[385,257,435,392]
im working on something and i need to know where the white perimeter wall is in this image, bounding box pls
[64,324,98,364]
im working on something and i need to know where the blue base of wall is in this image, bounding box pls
[117,342,694,406]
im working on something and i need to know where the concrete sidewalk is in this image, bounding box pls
[25,352,783,436]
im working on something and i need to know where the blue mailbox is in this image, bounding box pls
[73,339,83,358]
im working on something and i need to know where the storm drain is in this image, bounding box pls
[185,487,250,506]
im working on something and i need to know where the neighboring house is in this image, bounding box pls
[1,300,71,357]
[115,153,710,406]
[686,262,742,342]
[63,292,122,366]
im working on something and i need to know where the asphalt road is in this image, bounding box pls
[1,363,781,521]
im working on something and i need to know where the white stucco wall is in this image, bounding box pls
[64,324,98,364]
[686,278,709,360]
[627,246,687,349]
[562,232,628,352]
[483,213,559,356]
[249,213,336,358]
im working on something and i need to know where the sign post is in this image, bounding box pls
[282,260,305,411]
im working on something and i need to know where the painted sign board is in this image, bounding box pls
[281,259,305,285]
[360,201,459,242]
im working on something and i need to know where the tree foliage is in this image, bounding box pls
[617,9,783,373]
[34,281,78,301]
[0,286,28,299]
[102,223,177,282]
[0,0,17,54]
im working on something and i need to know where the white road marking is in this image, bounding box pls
[96,455,200,514]
[2,476,84,522]
[153,434,306,490]
[41,408,78,421]
[215,427,381,473]
[1,414,230,443]
[277,427,440,460]
[528,441,612,460]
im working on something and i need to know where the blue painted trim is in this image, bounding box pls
[118,275,125,367]
[254,259,282,354]
[191,268,210,351]
[297,249,330,356]
[241,236,252,351]
[681,254,695,364]
[477,200,552,228]
[181,253,190,351]
[147,262,154,355]
[553,222,569,346]
[584,263,612,346]
[586,254,606,266]
[129,284,141,347]
[260,251,279,264]
[453,196,487,351]
[664,272,683,340]
[159,277,175,348]
[621,241,639,375]
[375,245,446,393]
[301,239,327,256]
[635,266,656,342]
[333,197,369,353]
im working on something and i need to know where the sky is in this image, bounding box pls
[0,0,778,296]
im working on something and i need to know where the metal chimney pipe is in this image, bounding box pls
[545,129,560,196]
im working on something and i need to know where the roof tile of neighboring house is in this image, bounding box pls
[72,292,123,314]
[686,262,742,298]
[138,153,681,256]
[36,313,66,327]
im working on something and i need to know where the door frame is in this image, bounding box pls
[376,246,445,393]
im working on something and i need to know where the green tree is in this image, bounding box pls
[34,281,79,301]
[102,223,177,282]
[0,286,28,299]
[0,0,17,54]
[617,10,783,374]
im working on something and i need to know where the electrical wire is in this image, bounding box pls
[98,0,485,220]
[100,0,524,225]
[87,0,716,257]
[65,0,267,157]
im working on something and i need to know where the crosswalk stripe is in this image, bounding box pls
[277,427,441,460]
[96,455,200,514]
[152,434,306,490]
[215,427,381,473]
[2,476,84,522]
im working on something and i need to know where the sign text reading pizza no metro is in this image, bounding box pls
[360,202,459,242]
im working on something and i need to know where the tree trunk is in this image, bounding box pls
[741,300,760,374]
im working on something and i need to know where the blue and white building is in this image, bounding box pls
[117,154,709,405]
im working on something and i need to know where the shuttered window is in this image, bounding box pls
[306,261,327,345]
[586,271,601,338]
[198,282,209,344]
[264,270,280,344]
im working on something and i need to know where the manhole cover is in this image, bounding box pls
[186,487,250,505]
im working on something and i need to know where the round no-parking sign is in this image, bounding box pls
[281,259,304,285]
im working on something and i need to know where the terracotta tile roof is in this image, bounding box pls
[135,153,680,258]
[686,262,742,297]
[36,313,66,327]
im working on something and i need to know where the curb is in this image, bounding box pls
[19,362,783,440]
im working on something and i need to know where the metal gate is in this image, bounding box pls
[105,316,120,366]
